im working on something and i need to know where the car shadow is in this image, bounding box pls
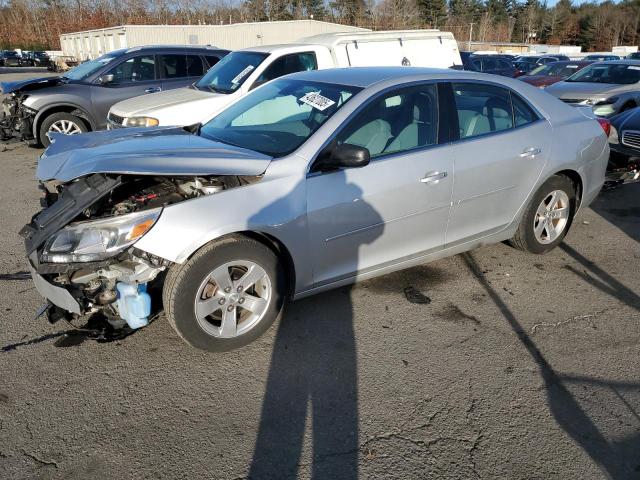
[463,252,640,479]
[590,182,640,243]
[248,172,383,479]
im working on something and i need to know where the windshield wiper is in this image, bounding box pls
[207,85,231,94]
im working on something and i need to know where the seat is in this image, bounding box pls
[483,96,513,132]
[386,99,435,152]
[458,109,491,138]
[344,119,392,156]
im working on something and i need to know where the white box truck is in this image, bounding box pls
[107,29,461,129]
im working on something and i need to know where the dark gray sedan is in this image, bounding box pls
[0,45,228,146]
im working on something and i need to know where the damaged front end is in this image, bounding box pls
[1,92,36,142]
[21,172,257,329]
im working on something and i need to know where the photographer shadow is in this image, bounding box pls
[249,172,383,479]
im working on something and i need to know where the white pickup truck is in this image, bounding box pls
[107,30,462,129]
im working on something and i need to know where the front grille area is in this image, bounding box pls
[622,130,640,150]
[108,112,124,125]
[560,98,584,104]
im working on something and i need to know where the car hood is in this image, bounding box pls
[521,75,563,87]
[37,127,272,182]
[610,106,640,130]
[109,87,224,117]
[546,81,627,99]
[0,76,62,94]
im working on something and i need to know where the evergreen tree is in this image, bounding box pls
[417,0,447,26]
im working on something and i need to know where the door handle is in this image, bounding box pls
[420,171,448,184]
[520,147,542,158]
[145,87,161,94]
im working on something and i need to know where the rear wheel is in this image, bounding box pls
[163,235,285,352]
[509,175,576,254]
[39,112,88,147]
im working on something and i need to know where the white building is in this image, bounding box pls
[59,20,368,60]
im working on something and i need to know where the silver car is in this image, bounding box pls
[546,60,640,117]
[24,67,609,351]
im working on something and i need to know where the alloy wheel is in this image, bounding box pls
[194,260,272,339]
[48,119,82,135]
[533,190,570,244]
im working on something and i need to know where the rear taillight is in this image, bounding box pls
[597,118,611,137]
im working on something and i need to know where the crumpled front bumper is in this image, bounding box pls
[0,96,35,141]
[27,254,81,314]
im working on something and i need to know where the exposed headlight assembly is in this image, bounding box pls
[41,208,161,263]
[124,116,159,127]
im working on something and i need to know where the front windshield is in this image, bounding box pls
[63,54,119,81]
[200,79,362,157]
[195,51,269,94]
[566,63,640,84]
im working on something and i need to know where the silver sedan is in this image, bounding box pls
[26,67,609,351]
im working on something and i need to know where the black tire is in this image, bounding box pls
[163,235,285,352]
[38,112,88,147]
[509,175,576,254]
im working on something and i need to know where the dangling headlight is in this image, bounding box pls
[41,208,161,263]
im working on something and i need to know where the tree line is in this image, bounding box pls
[1,0,638,53]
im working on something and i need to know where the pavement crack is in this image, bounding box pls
[20,449,59,468]
[531,313,597,334]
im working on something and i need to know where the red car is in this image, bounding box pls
[519,61,594,88]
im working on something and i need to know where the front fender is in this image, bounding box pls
[134,173,314,294]
[33,101,96,134]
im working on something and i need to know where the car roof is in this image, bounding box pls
[594,59,640,65]
[286,66,549,88]
[238,44,313,54]
[546,60,593,66]
[124,45,227,54]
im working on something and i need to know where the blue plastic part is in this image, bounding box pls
[115,282,151,329]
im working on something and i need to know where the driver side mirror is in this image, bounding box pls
[97,74,114,85]
[314,143,370,172]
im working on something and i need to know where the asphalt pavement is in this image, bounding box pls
[0,68,639,479]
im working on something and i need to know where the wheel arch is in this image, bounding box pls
[549,168,584,219]
[33,104,95,135]
[178,230,299,300]
[239,231,297,299]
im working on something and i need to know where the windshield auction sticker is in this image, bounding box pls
[300,92,335,111]
[231,65,255,84]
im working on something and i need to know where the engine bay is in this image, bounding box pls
[24,172,260,328]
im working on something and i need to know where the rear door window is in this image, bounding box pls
[452,83,513,139]
[511,93,539,127]
[186,55,205,76]
[159,54,188,79]
[107,55,156,83]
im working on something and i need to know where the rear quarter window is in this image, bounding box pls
[511,93,539,127]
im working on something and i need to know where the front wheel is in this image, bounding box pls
[39,112,88,147]
[163,235,285,351]
[509,175,576,254]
